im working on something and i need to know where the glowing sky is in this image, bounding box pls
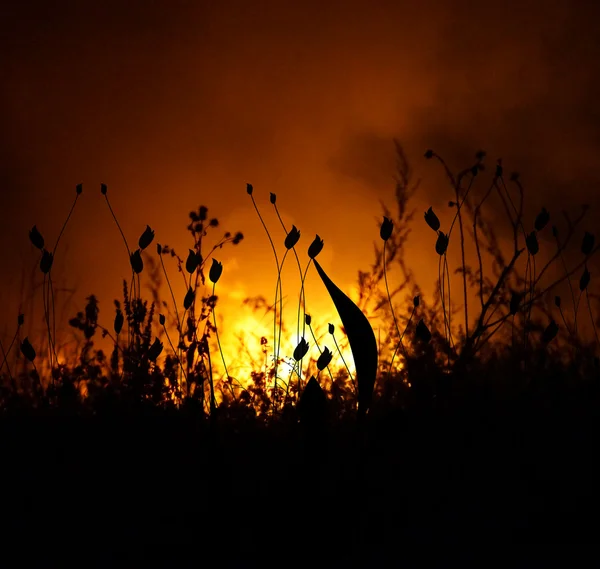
[2,0,600,365]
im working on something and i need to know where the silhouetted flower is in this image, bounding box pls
[199,205,208,221]
[581,231,595,255]
[328,323,335,335]
[475,150,486,161]
[76,183,83,195]
[138,225,155,250]
[471,165,479,176]
[209,259,223,284]
[534,207,550,231]
[186,249,199,273]
[285,225,301,249]
[415,319,431,343]
[541,319,559,344]
[159,314,166,326]
[209,218,218,227]
[101,183,107,195]
[495,160,503,178]
[29,226,44,250]
[40,250,53,274]
[580,266,591,291]
[183,287,195,310]
[157,243,162,254]
[555,296,561,308]
[317,347,333,370]
[148,338,163,362]
[232,231,244,245]
[130,250,143,274]
[246,183,253,195]
[18,314,24,326]
[293,337,309,361]
[270,193,277,204]
[413,295,420,307]
[424,207,440,232]
[20,338,36,362]
[448,201,456,207]
[114,309,124,335]
[380,216,393,241]
[435,231,449,255]
[424,149,434,159]
[305,314,312,326]
[308,235,324,258]
[509,291,523,315]
[526,231,539,256]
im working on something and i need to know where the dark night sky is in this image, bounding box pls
[2,0,600,359]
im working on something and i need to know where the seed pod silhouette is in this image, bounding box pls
[130,250,143,274]
[328,323,335,335]
[435,231,449,256]
[305,314,312,326]
[313,259,378,419]
[293,338,309,361]
[185,249,199,273]
[509,291,523,315]
[29,226,44,250]
[138,225,155,250]
[183,287,195,310]
[199,205,208,221]
[18,314,24,326]
[76,183,83,195]
[542,319,559,344]
[285,225,301,249]
[526,231,539,256]
[157,243,163,255]
[495,161,503,178]
[534,207,550,231]
[580,266,591,292]
[101,183,107,195]
[270,192,277,204]
[413,295,420,308]
[209,259,223,284]
[40,250,53,274]
[424,149,434,159]
[581,231,595,256]
[20,337,36,362]
[246,183,253,195]
[317,346,333,370]
[148,338,163,362]
[308,235,324,259]
[424,207,440,232]
[380,216,394,241]
[159,314,166,326]
[415,319,432,343]
[114,309,124,335]
[554,296,561,308]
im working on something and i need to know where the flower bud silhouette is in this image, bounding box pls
[415,319,432,343]
[293,337,309,361]
[413,295,420,308]
[76,183,83,195]
[555,296,562,308]
[285,225,301,249]
[101,183,107,195]
[199,205,208,221]
[424,207,440,232]
[328,323,335,335]
[114,309,124,335]
[580,266,591,291]
[526,231,539,256]
[581,231,595,255]
[424,149,434,159]
[435,231,449,255]
[159,314,166,326]
[509,291,523,315]
[157,243,162,255]
[40,250,53,274]
[270,192,277,204]
[246,183,253,195]
[209,259,223,284]
[148,338,163,362]
[18,314,24,326]
[305,314,312,326]
[29,226,44,250]
[541,319,559,344]
[316,346,333,370]
[185,249,199,274]
[495,161,503,178]
[130,250,143,274]
[308,235,324,258]
[534,207,550,231]
[138,225,155,250]
[20,337,36,362]
[183,287,195,310]
[380,216,393,241]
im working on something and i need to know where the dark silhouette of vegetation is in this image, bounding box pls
[1,142,599,558]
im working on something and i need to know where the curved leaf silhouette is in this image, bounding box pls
[313,259,378,419]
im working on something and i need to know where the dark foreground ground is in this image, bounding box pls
[0,391,598,561]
